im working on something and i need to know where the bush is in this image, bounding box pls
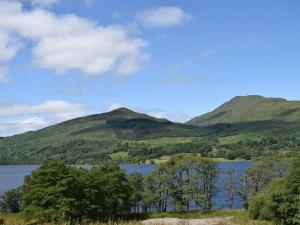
[0,188,22,213]
[248,157,300,225]
[248,193,265,220]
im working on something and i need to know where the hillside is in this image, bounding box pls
[0,108,207,164]
[187,95,300,126]
[2,97,300,164]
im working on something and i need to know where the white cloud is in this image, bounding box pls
[200,49,214,59]
[0,67,10,84]
[29,0,58,7]
[0,117,48,136]
[0,32,22,63]
[0,1,148,77]
[136,6,191,28]
[0,100,85,120]
[108,103,127,111]
[166,112,191,123]
[0,99,86,136]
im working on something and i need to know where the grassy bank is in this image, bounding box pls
[0,210,273,225]
[145,154,247,164]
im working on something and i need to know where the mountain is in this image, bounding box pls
[187,95,300,126]
[0,108,205,164]
[2,97,300,164]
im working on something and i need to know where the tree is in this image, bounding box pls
[142,155,218,212]
[86,162,133,220]
[0,188,22,213]
[22,161,88,223]
[248,157,300,225]
[166,157,193,211]
[128,172,144,213]
[191,157,218,211]
[143,164,171,212]
[222,168,237,209]
[21,161,134,223]
[237,156,293,205]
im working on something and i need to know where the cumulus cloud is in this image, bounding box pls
[0,67,10,84]
[0,0,148,77]
[108,103,127,111]
[0,100,86,136]
[136,6,191,28]
[29,0,58,7]
[0,117,48,136]
[0,100,85,120]
[0,32,22,63]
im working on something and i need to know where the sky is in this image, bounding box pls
[0,0,300,136]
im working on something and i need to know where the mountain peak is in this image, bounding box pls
[187,95,300,126]
[110,107,135,114]
[230,95,287,102]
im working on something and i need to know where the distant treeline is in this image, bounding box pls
[1,135,300,164]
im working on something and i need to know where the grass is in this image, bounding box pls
[146,154,247,164]
[0,213,142,225]
[230,211,274,225]
[0,210,274,225]
[145,155,172,164]
[137,137,196,146]
[0,213,26,225]
[110,151,129,161]
[211,157,246,162]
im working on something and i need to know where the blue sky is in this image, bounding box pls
[0,0,300,136]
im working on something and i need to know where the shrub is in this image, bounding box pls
[0,188,22,213]
[248,193,266,220]
[248,157,300,225]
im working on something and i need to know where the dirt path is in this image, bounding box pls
[142,217,235,225]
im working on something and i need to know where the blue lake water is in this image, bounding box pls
[0,161,253,210]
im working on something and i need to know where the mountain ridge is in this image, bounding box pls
[187,95,300,126]
[2,96,300,164]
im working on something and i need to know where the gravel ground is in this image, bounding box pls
[142,217,235,225]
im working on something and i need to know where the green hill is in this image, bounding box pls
[0,108,207,164]
[2,97,300,164]
[187,95,300,126]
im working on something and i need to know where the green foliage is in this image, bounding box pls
[214,136,300,160]
[248,157,300,225]
[234,156,293,205]
[21,161,133,223]
[0,188,22,213]
[143,155,218,212]
[128,172,144,214]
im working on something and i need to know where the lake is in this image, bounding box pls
[0,161,253,210]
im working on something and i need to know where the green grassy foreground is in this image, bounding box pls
[0,210,273,225]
